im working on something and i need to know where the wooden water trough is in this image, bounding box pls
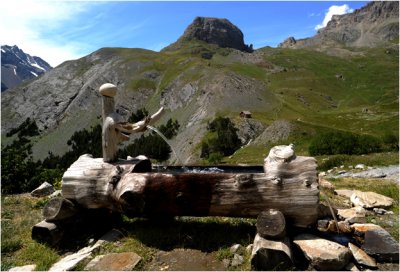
[32,83,319,251]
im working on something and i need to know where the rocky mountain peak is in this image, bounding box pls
[175,16,253,52]
[279,1,399,49]
[1,45,52,91]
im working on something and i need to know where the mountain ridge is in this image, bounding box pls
[279,1,399,49]
[1,45,52,91]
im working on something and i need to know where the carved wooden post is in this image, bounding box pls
[99,83,164,162]
[100,83,123,162]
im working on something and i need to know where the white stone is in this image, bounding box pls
[335,189,358,199]
[350,191,394,209]
[293,233,351,271]
[49,229,122,271]
[355,164,365,170]
[230,244,241,253]
[31,182,55,197]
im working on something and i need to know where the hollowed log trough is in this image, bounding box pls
[33,145,319,245]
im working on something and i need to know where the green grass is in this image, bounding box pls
[316,152,399,171]
[1,193,256,271]
[1,194,61,271]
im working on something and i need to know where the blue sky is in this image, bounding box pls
[1,0,368,67]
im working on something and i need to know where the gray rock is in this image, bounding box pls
[351,223,384,236]
[283,1,399,48]
[337,206,366,222]
[293,233,351,270]
[373,207,388,215]
[176,17,252,52]
[355,164,366,170]
[319,178,335,190]
[48,190,62,198]
[231,254,244,267]
[350,191,394,209]
[348,242,377,268]
[230,244,241,254]
[49,229,123,271]
[84,252,141,271]
[335,189,358,199]
[31,182,55,197]
[278,37,297,48]
[362,228,399,262]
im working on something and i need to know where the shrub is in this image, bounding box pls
[309,131,383,156]
[207,152,223,164]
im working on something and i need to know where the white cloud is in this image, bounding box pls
[0,0,94,67]
[315,4,354,30]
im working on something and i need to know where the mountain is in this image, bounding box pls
[279,1,399,49]
[1,45,52,91]
[164,16,253,52]
[1,8,398,165]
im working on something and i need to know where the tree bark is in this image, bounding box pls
[32,220,64,246]
[256,209,286,239]
[61,146,319,227]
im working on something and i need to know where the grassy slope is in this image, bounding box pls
[225,45,398,163]
[3,41,398,164]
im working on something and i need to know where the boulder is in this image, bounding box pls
[351,223,384,235]
[293,233,351,270]
[362,228,399,262]
[319,178,335,190]
[350,191,394,209]
[355,164,365,170]
[348,242,377,268]
[335,189,358,199]
[31,182,55,197]
[84,252,142,271]
[337,206,366,223]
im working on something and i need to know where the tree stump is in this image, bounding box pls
[251,233,293,271]
[32,220,64,246]
[43,197,77,222]
[256,209,286,239]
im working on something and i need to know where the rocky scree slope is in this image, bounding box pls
[279,1,399,49]
[1,45,52,91]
